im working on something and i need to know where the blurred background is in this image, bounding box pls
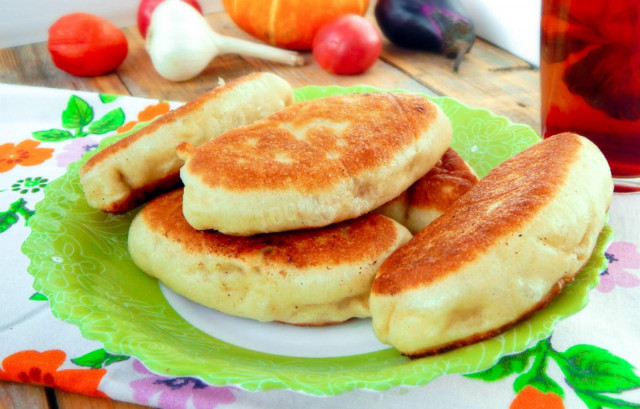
[0,0,541,65]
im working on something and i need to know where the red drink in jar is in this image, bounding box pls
[540,0,640,191]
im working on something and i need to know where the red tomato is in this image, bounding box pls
[48,13,128,77]
[312,14,382,75]
[137,0,203,38]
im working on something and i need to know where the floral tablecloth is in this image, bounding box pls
[1,83,639,409]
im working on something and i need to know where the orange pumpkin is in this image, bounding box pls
[222,0,370,50]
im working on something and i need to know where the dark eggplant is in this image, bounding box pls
[375,0,475,71]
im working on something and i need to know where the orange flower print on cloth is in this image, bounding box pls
[117,101,171,134]
[0,140,54,173]
[510,386,564,409]
[0,349,107,398]
[137,101,171,121]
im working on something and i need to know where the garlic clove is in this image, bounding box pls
[145,0,304,82]
[146,0,217,81]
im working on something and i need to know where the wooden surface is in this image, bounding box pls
[0,3,540,408]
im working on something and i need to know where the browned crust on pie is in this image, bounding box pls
[372,133,581,296]
[141,189,404,269]
[183,92,438,193]
[381,148,478,220]
[409,148,478,211]
[80,72,266,176]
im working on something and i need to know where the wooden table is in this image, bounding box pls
[0,3,540,408]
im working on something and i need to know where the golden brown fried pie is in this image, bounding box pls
[370,133,613,357]
[80,72,294,213]
[177,92,452,235]
[128,189,412,326]
[376,148,478,234]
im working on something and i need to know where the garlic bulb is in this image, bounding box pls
[146,0,304,81]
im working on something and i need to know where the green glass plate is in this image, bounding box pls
[22,85,612,395]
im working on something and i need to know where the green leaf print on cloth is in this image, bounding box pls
[466,337,640,407]
[32,129,73,142]
[72,348,129,369]
[32,95,125,142]
[29,292,48,301]
[11,176,48,194]
[0,198,34,233]
[99,93,120,103]
[88,109,125,135]
[62,95,94,131]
